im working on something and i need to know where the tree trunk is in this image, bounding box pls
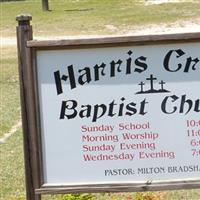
[42,0,49,11]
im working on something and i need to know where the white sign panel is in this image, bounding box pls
[36,42,200,186]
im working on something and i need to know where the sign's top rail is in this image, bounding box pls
[27,32,200,49]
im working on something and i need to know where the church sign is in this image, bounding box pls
[16,15,200,199]
[34,38,200,188]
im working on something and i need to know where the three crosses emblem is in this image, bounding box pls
[136,74,170,94]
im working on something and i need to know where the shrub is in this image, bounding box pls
[134,192,166,200]
[61,193,96,200]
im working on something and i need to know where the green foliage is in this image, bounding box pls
[61,193,96,200]
[134,192,165,200]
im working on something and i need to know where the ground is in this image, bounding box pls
[1,17,200,46]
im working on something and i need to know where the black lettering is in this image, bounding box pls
[184,57,200,72]
[163,49,185,72]
[60,100,77,119]
[126,50,133,74]
[110,59,122,77]
[78,67,91,85]
[134,56,148,73]
[54,70,68,95]
[94,63,106,81]
[139,99,148,115]
[93,104,107,122]
[161,95,179,114]
[125,102,137,116]
[108,100,117,117]
[118,97,125,116]
[79,105,91,118]
[67,65,76,89]
[180,95,194,114]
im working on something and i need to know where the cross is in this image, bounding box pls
[139,81,145,92]
[159,80,166,90]
[146,74,157,91]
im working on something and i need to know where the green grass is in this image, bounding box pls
[0,46,20,137]
[165,189,200,199]
[0,129,25,200]
[0,0,200,37]
[1,1,200,200]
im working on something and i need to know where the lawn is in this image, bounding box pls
[1,0,200,37]
[0,46,20,137]
[0,0,200,200]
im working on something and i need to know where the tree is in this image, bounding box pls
[42,0,49,11]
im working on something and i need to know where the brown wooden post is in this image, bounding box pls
[16,15,41,200]
[42,0,49,11]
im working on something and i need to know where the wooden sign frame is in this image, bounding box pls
[16,15,200,200]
